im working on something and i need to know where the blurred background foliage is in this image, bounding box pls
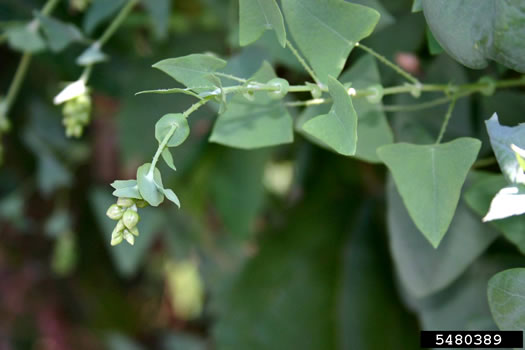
[1,0,525,349]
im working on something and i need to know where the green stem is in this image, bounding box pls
[215,72,247,83]
[356,42,420,85]
[2,0,61,120]
[435,96,457,144]
[98,0,138,46]
[148,97,211,174]
[4,53,32,113]
[80,0,138,84]
[286,39,322,86]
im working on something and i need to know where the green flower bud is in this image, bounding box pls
[106,204,124,220]
[123,230,135,245]
[135,200,148,208]
[123,209,140,230]
[113,219,125,234]
[129,226,140,237]
[111,230,123,246]
[117,197,135,207]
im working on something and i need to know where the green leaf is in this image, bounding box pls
[163,188,180,208]
[34,12,84,52]
[152,54,227,89]
[136,163,164,206]
[422,0,525,72]
[5,23,46,53]
[209,62,293,149]
[239,0,286,47]
[465,172,525,254]
[155,113,190,148]
[488,268,525,335]
[340,55,392,161]
[346,0,395,32]
[76,44,108,66]
[387,178,499,297]
[135,88,203,100]
[483,185,525,222]
[406,256,516,332]
[213,204,341,349]
[111,179,137,189]
[411,0,422,12]
[426,26,443,55]
[142,0,172,40]
[486,113,525,184]
[83,0,126,34]
[161,148,177,171]
[377,138,481,248]
[111,180,142,199]
[281,0,379,82]
[341,203,420,349]
[302,76,357,156]
[211,149,269,238]
[297,56,393,162]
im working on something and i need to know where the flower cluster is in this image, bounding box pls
[106,197,147,246]
[62,93,91,138]
[54,80,92,138]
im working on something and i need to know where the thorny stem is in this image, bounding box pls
[435,96,457,144]
[1,0,61,123]
[356,42,421,86]
[286,39,323,86]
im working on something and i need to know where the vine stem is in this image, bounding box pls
[1,0,61,121]
[148,97,211,174]
[435,96,457,144]
[80,0,138,84]
[356,42,421,86]
[286,39,323,86]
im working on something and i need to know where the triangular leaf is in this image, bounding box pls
[152,54,227,89]
[76,44,108,66]
[302,75,357,156]
[281,0,379,82]
[377,137,481,248]
[486,113,525,184]
[488,268,525,335]
[83,0,126,34]
[209,62,293,149]
[387,177,498,297]
[239,0,286,47]
[339,55,393,162]
[5,23,46,53]
[35,12,84,52]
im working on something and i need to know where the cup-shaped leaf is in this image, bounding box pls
[155,113,190,148]
[136,163,164,206]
